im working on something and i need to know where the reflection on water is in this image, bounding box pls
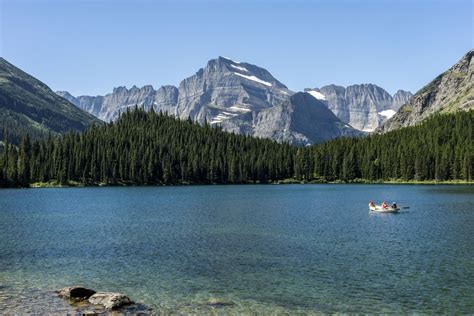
[0,184,473,313]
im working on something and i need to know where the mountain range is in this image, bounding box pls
[1,50,471,146]
[57,56,413,144]
[58,57,367,145]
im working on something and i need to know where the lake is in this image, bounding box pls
[0,184,473,313]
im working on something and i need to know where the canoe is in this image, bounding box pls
[369,205,400,213]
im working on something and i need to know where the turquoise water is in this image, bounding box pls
[0,185,473,313]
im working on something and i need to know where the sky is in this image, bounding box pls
[0,0,472,96]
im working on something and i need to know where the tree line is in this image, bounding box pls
[0,108,472,187]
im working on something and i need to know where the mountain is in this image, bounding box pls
[392,90,413,109]
[0,58,101,144]
[59,57,361,145]
[176,57,290,121]
[58,56,290,123]
[378,50,473,132]
[57,85,179,122]
[254,92,363,145]
[305,84,412,132]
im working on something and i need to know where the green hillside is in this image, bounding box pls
[0,58,101,144]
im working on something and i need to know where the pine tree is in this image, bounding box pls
[0,108,471,186]
[18,134,31,186]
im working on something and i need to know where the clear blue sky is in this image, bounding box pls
[1,0,472,96]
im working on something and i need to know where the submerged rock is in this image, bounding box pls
[88,292,133,310]
[206,297,235,308]
[57,287,144,312]
[56,286,96,301]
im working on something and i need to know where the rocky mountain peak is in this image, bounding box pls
[307,84,412,132]
[205,56,289,89]
[141,84,155,92]
[56,90,75,101]
[394,89,412,97]
[378,49,473,132]
[112,86,128,94]
[175,56,292,126]
[392,90,413,110]
[253,91,363,145]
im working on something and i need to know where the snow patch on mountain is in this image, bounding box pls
[378,109,396,118]
[230,64,248,72]
[306,90,326,100]
[229,105,251,112]
[210,111,239,125]
[234,72,272,87]
[221,56,240,64]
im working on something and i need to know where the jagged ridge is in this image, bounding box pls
[378,50,473,132]
[306,84,412,132]
[57,57,362,145]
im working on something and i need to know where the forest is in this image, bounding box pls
[0,108,472,187]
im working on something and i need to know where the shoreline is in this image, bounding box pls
[17,179,474,188]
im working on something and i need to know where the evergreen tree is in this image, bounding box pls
[0,109,472,187]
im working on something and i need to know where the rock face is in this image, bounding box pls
[174,56,290,126]
[378,50,473,132]
[254,92,364,145]
[392,89,413,109]
[58,85,179,122]
[0,57,101,144]
[306,84,412,132]
[88,292,133,310]
[57,56,362,145]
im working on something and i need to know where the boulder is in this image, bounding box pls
[56,286,96,301]
[88,292,133,310]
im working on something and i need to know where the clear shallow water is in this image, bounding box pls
[0,184,473,313]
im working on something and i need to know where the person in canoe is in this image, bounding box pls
[391,202,397,209]
[369,200,375,208]
[381,201,388,209]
